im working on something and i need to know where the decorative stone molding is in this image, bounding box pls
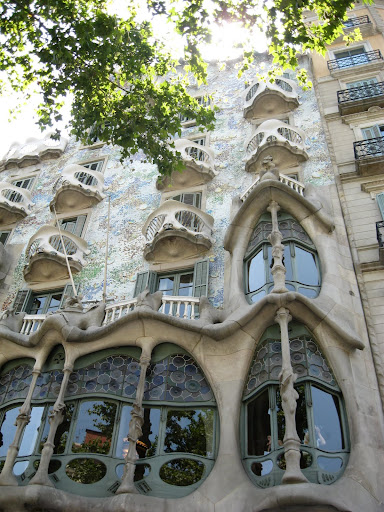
[243,78,299,119]
[361,179,384,198]
[0,242,10,280]
[142,199,214,263]
[50,164,106,213]
[0,135,68,170]
[0,182,33,225]
[23,225,89,283]
[156,139,217,191]
[244,120,308,172]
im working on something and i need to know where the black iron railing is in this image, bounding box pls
[343,15,370,28]
[328,50,382,71]
[354,137,384,160]
[338,81,384,104]
[376,221,384,248]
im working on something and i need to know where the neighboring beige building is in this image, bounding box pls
[0,5,384,511]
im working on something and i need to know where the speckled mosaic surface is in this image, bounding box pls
[0,55,334,311]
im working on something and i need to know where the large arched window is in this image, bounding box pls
[244,213,321,302]
[0,344,217,498]
[242,324,349,487]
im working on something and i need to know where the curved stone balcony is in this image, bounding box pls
[0,182,33,226]
[157,139,216,191]
[142,199,214,262]
[23,225,89,283]
[50,164,106,213]
[244,120,308,172]
[244,78,299,118]
[0,135,68,170]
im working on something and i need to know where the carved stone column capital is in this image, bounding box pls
[274,307,292,326]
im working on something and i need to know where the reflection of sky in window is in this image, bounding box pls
[0,407,18,456]
[19,406,44,456]
[296,247,319,285]
[72,401,115,448]
[165,409,214,456]
[312,386,343,451]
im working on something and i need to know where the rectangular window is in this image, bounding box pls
[13,284,76,314]
[362,125,384,139]
[0,231,11,245]
[334,47,368,68]
[179,96,211,125]
[57,215,87,237]
[347,77,378,89]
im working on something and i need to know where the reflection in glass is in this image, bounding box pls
[312,386,343,451]
[65,458,107,484]
[276,391,285,445]
[159,459,204,486]
[251,459,273,476]
[134,463,151,482]
[248,251,264,293]
[251,290,266,303]
[72,401,117,455]
[283,245,293,281]
[13,460,28,476]
[247,390,271,455]
[115,405,132,458]
[0,407,18,456]
[164,409,214,457]
[40,404,75,454]
[296,247,319,285]
[140,408,161,458]
[19,406,44,456]
[294,385,308,445]
[317,456,343,472]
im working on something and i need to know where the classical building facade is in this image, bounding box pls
[0,4,384,511]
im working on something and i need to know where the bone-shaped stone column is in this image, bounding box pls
[0,367,41,486]
[275,307,307,484]
[268,200,288,293]
[29,363,73,487]
[116,345,152,494]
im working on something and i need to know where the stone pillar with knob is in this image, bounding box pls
[268,200,288,293]
[29,363,73,487]
[0,367,41,486]
[275,307,307,484]
[116,344,152,494]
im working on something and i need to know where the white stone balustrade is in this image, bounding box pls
[0,134,68,170]
[244,119,308,172]
[24,225,90,283]
[20,315,46,335]
[143,199,214,262]
[20,296,201,333]
[244,78,299,118]
[157,139,216,191]
[51,164,106,212]
[0,182,33,225]
[240,173,305,202]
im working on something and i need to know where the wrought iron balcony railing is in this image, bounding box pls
[343,15,370,28]
[338,82,384,104]
[328,50,383,71]
[354,137,384,160]
[376,221,384,248]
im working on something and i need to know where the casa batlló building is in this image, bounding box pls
[0,3,384,512]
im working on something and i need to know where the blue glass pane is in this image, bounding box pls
[311,386,343,451]
[19,406,44,456]
[251,290,266,303]
[248,250,265,292]
[317,456,343,472]
[283,245,293,281]
[295,246,319,285]
[0,407,18,456]
[13,461,29,476]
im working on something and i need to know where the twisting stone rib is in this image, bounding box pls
[275,308,307,484]
[0,368,41,486]
[29,364,73,487]
[268,201,288,293]
[116,347,152,494]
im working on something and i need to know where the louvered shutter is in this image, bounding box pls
[134,271,157,297]
[59,284,79,309]
[377,193,384,220]
[73,215,87,237]
[13,290,31,313]
[362,125,381,139]
[193,259,210,297]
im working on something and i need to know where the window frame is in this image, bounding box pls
[0,230,11,245]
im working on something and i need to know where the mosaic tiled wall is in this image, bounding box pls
[0,55,333,310]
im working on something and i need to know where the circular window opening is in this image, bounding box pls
[65,458,106,484]
[159,459,204,486]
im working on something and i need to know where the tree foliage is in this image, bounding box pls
[0,0,370,174]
